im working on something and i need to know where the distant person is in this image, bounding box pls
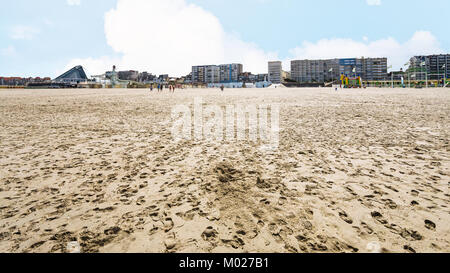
[150,84,153,92]
[220,85,224,92]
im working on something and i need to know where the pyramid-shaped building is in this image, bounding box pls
[54,66,88,84]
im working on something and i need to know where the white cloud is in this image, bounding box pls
[67,0,81,6]
[289,31,443,70]
[366,0,381,6]
[62,56,121,77]
[1,45,17,57]
[68,0,276,76]
[10,25,40,40]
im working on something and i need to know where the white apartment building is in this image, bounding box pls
[268,61,282,84]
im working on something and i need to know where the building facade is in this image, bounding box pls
[192,63,243,83]
[54,65,89,84]
[291,57,387,83]
[137,72,157,83]
[192,66,206,83]
[0,77,51,86]
[219,64,243,83]
[238,72,269,83]
[118,70,139,81]
[268,61,282,84]
[291,59,339,83]
[282,70,291,81]
[409,54,449,80]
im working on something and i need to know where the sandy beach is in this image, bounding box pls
[0,87,448,253]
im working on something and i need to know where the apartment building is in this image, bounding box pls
[268,61,282,84]
[362,58,387,81]
[137,72,157,83]
[238,72,268,83]
[291,57,387,83]
[291,59,339,83]
[409,54,449,80]
[118,70,139,81]
[192,63,243,83]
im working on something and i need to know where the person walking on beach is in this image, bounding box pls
[150,84,153,92]
[220,85,224,92]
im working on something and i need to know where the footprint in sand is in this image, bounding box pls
[257,220,265,229]
[400,229,423,241]
[268,223,281,235]
[424,220,436,231]
[360,222,374,235]
[382,199,398,209]
[338,210,353,224]
[301,220,313,230]
[136,196,145,206]
[403,245,416,253]
[221,235,245,249]
[201,226,218,242]
[278,197,287,205]
[371,211,388,225]
[162,218,174,232]
[164,238,177,250]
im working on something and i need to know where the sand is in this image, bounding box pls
[0,87,448,253]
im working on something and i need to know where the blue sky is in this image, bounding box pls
[194,0,449,54]
[1,0,449,77]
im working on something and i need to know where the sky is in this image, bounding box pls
[0,0,449,78]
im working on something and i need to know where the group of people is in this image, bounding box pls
[150,84,176,93]
[149,84,228,92]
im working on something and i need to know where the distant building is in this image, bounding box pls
[138,72,156,83]
[291,57,387,83]
[220,64,243,83]
[268,61,282,84]
[0,77,50,86]
[118,70,139,81]
[183,73,192,83]
[54,65,88,84]
[239,72,252,83]
[362,58,388,81]
[206,65,220,83]
[192,66,205,83]
[0,77,20,86]
[388,69,406,81]
[158,74,169,82]
[257,74,268,82]
[239,72,269,83]
[282,70,291,81]
[291,59,338,83]
[192,63,243,83]
[408,54,449,80]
